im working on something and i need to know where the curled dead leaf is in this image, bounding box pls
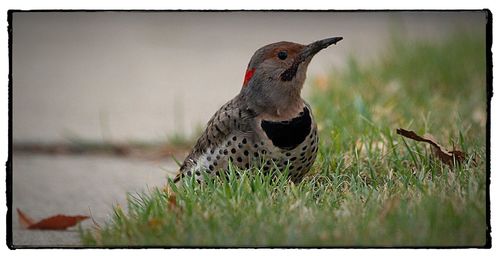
[168,194,177,209]
[163,184,182,215]
[17,208,89,230]
[17,208,35,228]
[396,128,466,166]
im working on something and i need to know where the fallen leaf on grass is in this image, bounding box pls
[168,193,177,210]
[396,128,466,166]
[17,208,89,230]
[163,184,183,216]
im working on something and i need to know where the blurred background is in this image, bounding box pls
[12,11,485,143]
[10,11,487,246]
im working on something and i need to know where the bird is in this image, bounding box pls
[174,37,343,183]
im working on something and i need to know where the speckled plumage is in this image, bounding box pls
[174,37,342,183]
[174,97,318,183]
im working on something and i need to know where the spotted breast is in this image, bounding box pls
[174,99,318,183]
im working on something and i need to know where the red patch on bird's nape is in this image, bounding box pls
[243,68,255,87]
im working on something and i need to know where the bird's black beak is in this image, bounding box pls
[299,37,343,61]
[280,37,342,81]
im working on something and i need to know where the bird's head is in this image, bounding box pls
[240,37,343,118]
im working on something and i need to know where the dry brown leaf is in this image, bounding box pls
[168,194,177,209]
[17,208,35,228]
[396,128,466,166]
[17,208,89,230]
[163,184,183,216]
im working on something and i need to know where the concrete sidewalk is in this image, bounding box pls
[11,153,177,247]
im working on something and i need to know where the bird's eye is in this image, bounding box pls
[277,51,288,60]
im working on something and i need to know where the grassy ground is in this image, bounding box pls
[80,31,488,247]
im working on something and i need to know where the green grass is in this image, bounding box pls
[80,31,488,247]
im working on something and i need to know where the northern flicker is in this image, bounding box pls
[174,37,343,183]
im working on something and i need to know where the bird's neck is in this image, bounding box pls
[260,102,305,121]
[239,76,306,121]
[254,94,305,121]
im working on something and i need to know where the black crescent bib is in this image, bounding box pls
[261,107,312,150]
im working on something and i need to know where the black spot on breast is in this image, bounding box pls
[261,107,311,150]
